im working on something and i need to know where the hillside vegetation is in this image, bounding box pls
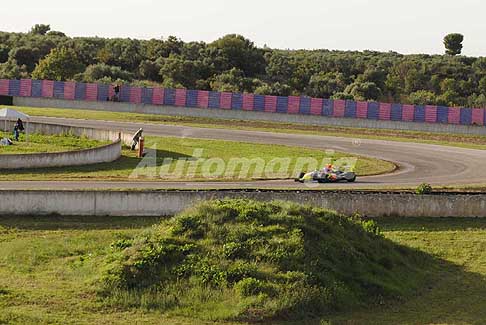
[101,199,432,322]
[1,25,486,108]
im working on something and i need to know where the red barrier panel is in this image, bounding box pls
[19,79,32,97]
[264,95,277,113]
[333,100,345,117]
[108,85,115,100]
[425,105,437,123]
[0,79,8,95]
[152,88,164,105]
[220,92,232,109]
[129,87,142,104]
[356,101,368,118]
[287,96,300,114]
[41,80,54,98]
[85,83,98,101]
[472,108,484,126]
[196,90,209,108]
[448,107,460,124]
[63,81,76,100]
[175,89,187,106]
[402,104,414,121]
[242,93,254,111]
[310,98,323,115]
[378,103,391,120]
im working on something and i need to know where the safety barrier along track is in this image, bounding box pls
[2,78,486,190]
[1,79,485,127]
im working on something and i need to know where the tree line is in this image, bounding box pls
[0,24,484,107]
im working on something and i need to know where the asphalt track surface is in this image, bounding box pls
[1,116,485,190]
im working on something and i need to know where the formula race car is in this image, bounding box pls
[295,169,357,183]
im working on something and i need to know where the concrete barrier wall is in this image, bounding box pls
[13,97,486,136]
[0,140,121,169]
[0,121,131,169]
[1,190,485,217]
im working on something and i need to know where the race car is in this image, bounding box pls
[295,168,356,183]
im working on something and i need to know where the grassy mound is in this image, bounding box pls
[101,199,431,322]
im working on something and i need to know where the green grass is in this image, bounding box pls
[1,209,486,324]
[328,217,486,324]
[0,131,108,154]
[15,105,486,150]
[1,136,394,181]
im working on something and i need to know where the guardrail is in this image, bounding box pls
[1,78,484,127]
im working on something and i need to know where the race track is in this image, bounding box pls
[1,116,485,190]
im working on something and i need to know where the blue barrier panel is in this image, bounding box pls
[163,88,176,106]
[414,105,425,122]
[390,103,403,121]
[276,96,288,113]
[31,80,42,97]
[322,99,334,116]
[53,81,64,99]
[254,94,265,111]
[460,108,472,125]
[142,87,153,104]
[185,89,198,107]
[208,91,220,108]
[231,93,243,110]
[299,97,311,115]
[344,100,356,118]
[74,83,86,100]
[436,106,449,123]
[367,102,379,120]
[97,84,109,101]
[118,85,130,102]
[8,79,20,96]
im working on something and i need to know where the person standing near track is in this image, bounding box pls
[113,84,120,101]
[15,118,24,133]
[13,118,24,141]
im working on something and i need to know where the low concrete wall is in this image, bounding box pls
[1,190,485,217]
[0,121,131,169]
[0,140,121,169]
[14,96,486,136]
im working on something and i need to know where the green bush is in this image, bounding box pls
[101,199,432,322]
[235,278,267,297]
[416,183,433,195]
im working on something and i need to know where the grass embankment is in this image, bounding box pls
[1,202,485,324]
[0,132,108,154]
[4,199,486,325]
[16,106,486,150]
[0,136,393,181]
[100,200,431,322]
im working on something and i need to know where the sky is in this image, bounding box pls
[1,0,485,56]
